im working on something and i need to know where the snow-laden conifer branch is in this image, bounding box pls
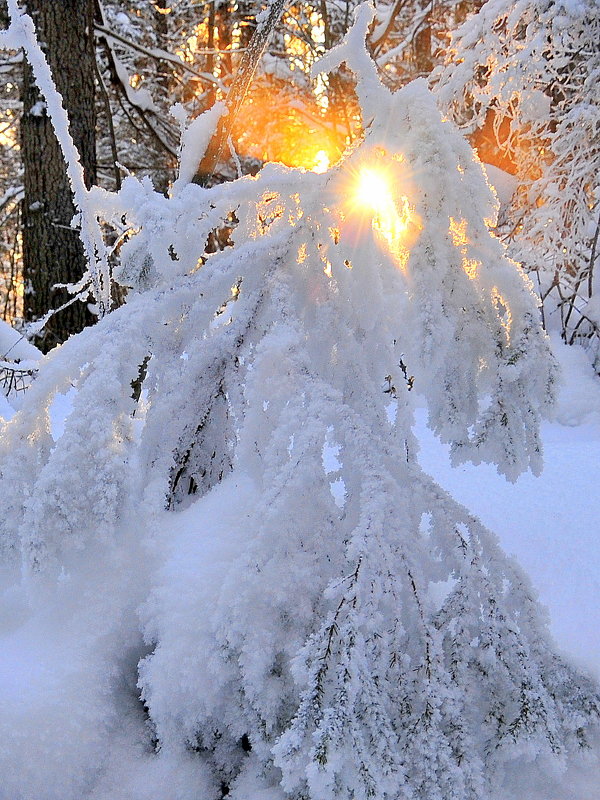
[434,0,600,364]
[0,4,597,799]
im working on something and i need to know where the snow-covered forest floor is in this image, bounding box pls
[415,336,600,682]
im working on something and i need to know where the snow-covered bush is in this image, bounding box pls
[434,0,600,364]
[0,3,598,799]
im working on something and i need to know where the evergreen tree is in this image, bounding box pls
[0,4,598,799]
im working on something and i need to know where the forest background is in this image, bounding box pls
[0,0,598,359]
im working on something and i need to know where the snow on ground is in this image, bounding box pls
[0,392,13,421]
[415,334,600,680]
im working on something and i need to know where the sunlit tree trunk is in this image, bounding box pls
[21,0,96,352]
[454,0,485,24]
[204,0,217,109]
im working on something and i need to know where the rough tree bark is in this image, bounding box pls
[151,0,176,193]
[414,0,432,75]
[21,0,96,352]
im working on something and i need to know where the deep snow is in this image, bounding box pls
[2,333,598,681]
[1,335,599,679]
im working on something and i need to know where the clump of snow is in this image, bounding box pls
[0,318,41,362]
[482,163,517,208]
[171,102,224,194]
[29,99,46,117]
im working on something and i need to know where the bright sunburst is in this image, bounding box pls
[347,163,418,270]
[355,167,392,212]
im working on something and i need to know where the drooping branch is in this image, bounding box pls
[94,0,179,159]
[93,22,228,91]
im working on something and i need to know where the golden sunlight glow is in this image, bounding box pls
[449,216,468,247]
[0,124,16,149]
[492,286,512,342]
[350,164,416,270]
[232,82,344,172]
[312,150,330,174]
[297,242,307,264]
[0,105,19,150]
[449,217,481,281]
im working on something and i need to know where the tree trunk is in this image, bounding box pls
[151,0,176,193]
[414,1,432,76]
[21,0,96,352]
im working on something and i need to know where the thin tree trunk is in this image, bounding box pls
[194,0,287,184]
[414,1,432,75]
[152,0,176,193]
[205,0,217,109]
[21,0,96,352]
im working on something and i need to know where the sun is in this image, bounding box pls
[338,159,421,272]
[355,167,392,213]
